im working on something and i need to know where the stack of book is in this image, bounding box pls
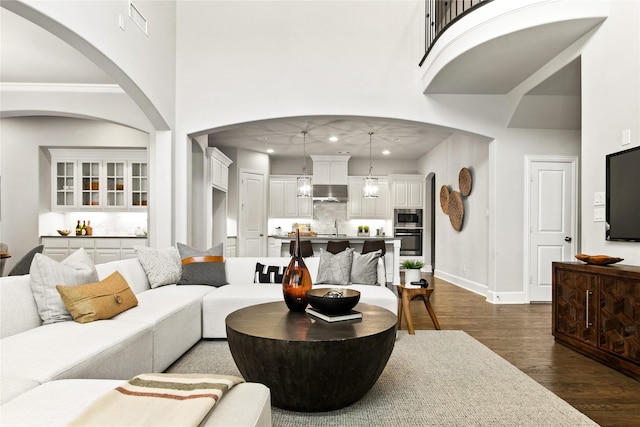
[306,307,363,322]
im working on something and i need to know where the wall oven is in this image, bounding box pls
[395,228,423,256]
[394,209,423,228]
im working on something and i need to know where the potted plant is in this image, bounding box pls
[401,260,424,285]
[363,225,370,235]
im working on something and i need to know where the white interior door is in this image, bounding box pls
[528,157,577,302]
[239,170,265,257]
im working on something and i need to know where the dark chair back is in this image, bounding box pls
[362,239,387,284]
[326,240,350,254]
[289,240,314,258]
[8,245,44,276]
[362,239,386,256]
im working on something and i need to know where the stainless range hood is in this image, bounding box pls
[312,184,348,202]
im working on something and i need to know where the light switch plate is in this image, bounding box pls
[594,192,605,206]
[594,207,605,222]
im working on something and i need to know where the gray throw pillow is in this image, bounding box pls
[134,246,182,288]
[350,250,381,285]
[316,248,354,285]
[29,248,99,324]
[176,242,227,287]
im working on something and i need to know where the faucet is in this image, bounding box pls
[334,220,339,237]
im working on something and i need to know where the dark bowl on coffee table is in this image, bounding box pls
[306,288,361,315]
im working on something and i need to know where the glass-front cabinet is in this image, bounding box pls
[49,149,147,212]
[81,161,101,207]
[54,160,76,208]
[130,162,148,208]
[105,161,126,208]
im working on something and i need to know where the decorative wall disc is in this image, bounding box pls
[448,190,464,231]
[440,185,450,214]
[459,167,472,197]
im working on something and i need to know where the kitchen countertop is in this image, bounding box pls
[41,235,148,238]
[270,235,397,241]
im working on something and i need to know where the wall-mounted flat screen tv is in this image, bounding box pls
[606,145,640,242]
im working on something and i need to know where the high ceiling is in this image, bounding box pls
[1,5,588,160]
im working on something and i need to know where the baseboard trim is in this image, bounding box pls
[435,271,527,304]
[485,290,527,304]
[434,271,487,297]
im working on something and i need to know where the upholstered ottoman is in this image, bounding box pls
[0,379,271,427]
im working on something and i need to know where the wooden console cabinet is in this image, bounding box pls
[552,262,640,380]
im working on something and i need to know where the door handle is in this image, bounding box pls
[564,236,572,242]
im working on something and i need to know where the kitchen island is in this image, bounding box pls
[268,235,400,284]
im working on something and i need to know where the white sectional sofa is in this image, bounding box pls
[0,253,397,426]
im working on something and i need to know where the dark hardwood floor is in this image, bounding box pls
[401,274,640,427]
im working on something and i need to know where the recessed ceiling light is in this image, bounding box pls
[329,136,339,142]
[257,136,268,141]
[382,150,390,155]
[266,149,274,153]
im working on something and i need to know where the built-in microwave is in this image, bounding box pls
[394,209,423,228]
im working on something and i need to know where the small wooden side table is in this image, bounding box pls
[397,285,441,334]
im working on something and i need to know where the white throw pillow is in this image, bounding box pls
[350,250,381,285]
[134,246,182,289]
[29,248,99,324]
[315,248,354,285]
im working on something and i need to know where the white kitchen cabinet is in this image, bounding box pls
[42,248,69,262]
[390,175,424,208]
[49,149,147,212]
[310,155,350,185]
[226,237,237,258]
[41,237,148,262]
[269,176,312,218]
[207,148,233,192]
[268,237,281,257]
[129,162,148,208]
[348,177,389,219]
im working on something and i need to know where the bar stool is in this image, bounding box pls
[326,240,350,254]
[289,240,314,258]
[362,239,386,283]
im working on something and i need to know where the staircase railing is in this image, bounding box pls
[419,0,494,66]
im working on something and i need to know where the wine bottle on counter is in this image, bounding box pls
[86,221,92,236]
[81,221,87,236]
[75,220,81,236]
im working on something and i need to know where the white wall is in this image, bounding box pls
[419,133,491,296]
[581,0,640,264]
[0,116,148,272]
[4,0,177,249]
[490,129,580,298]
[6,0,176,129]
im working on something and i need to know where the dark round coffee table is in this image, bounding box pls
[225,301,397,412]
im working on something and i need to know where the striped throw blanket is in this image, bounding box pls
[68,373,245,427]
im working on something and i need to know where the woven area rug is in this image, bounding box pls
[167,330,599,426]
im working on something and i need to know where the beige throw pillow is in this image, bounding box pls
[57,271,138,323]
[29,248,99,324]
[134,246,182,288]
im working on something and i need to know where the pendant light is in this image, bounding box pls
[297,131,312,198]
[363,132,379,198]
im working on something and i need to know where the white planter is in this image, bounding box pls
[404,268,421,285]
